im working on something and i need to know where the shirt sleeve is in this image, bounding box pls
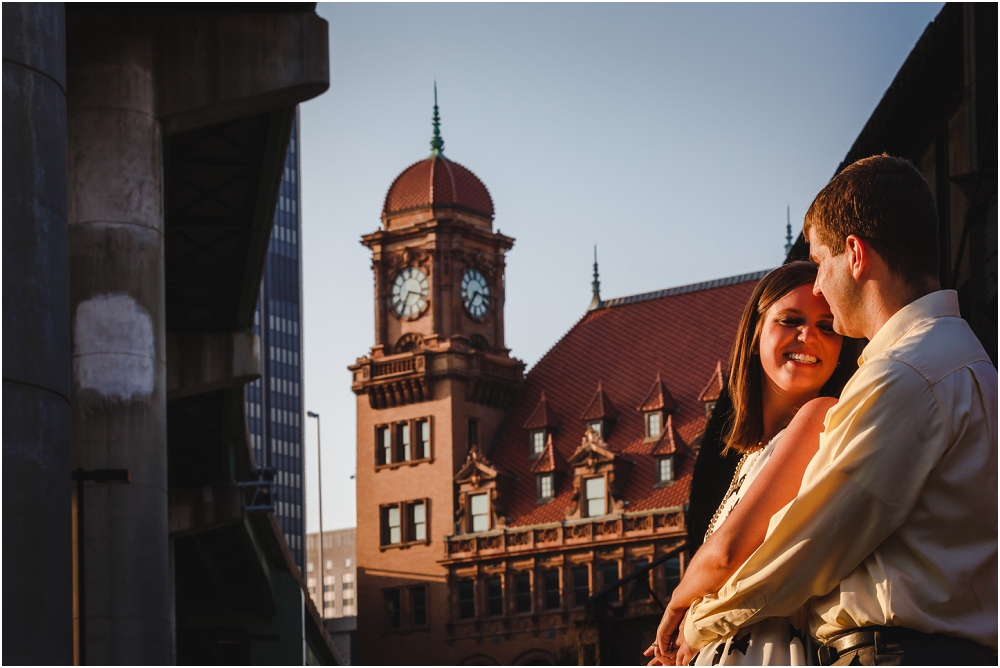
[684,357,948,650]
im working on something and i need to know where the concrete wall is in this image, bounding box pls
[2,3,74,664]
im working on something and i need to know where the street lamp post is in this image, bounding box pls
[306,410,325,618]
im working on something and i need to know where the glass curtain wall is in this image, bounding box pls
[245,111,305,571]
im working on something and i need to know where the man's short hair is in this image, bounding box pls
[804,154,938,284]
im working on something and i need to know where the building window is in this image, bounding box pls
[537,474,554,503]
[584,476,606,517]
[486,577,503,617]
[416,419,430,459]
[663,555,681,593]
[307,562,314,573]
[377,426,391,465]
[458,579,476,620]
[345,558,352,568]
[385,589,402,629]
[572,566,589,607]
[646,411,662,439]
[470,493,489,532]
[542,570,561,610]
[587,420,602,437]
[397,422,411,462]
[325,560,333,571]
[468,418,479,449]
[407,501,426,542]
[601,562,620,604]
[411,585,428,626]
[530,429,546,456]
[633,559,651,601]
[382,505,401,545]
[657,457,674,485]
[381,499,429,547]
[514,573,532,613]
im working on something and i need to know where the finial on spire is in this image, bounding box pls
[430,81,445,157]
[588,245,602,311]
[784,205,794,256]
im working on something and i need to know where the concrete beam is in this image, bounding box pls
[168,484,244,536]
[167,331,261,400]
[155,11,329,135]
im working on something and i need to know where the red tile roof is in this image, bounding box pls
[383,155,494,218]
[488,271,766,527]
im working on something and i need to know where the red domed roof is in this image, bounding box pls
[383,155,494,218]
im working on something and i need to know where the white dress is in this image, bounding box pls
[692,430,815,666]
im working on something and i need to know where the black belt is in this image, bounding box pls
[817,626,992,665]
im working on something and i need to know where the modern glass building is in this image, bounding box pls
[246,113,305,572]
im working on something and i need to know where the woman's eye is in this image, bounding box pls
[779,318,803,327]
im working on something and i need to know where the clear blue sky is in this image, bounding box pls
[300,2,944,532]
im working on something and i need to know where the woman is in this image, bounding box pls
[644,261,859,666]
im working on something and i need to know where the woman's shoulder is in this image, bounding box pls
[788,396,838,430]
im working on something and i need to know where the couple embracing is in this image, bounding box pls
[645,155,997,666]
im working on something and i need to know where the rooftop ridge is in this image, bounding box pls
[599,269,773,309]
[524,268,772,378]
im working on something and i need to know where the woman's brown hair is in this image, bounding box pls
[724,261,860,455]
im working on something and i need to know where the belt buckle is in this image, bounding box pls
[817,644,837,665]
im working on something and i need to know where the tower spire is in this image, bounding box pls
[588,245,602,311]
[430,81,445,157]
[784,204,794,256]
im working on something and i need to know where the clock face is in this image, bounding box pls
[461,268,491,321]
[391,267,429,319]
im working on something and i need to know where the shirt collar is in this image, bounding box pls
[860,290,960,365]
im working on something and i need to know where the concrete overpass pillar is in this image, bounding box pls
[2,3,73,664]
[67,29,171,664]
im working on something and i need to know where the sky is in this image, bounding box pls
[299,2,944,533]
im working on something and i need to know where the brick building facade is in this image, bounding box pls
[351,101,762,665]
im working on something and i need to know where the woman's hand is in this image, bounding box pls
[642,601,688,665]
[674,630,697,666]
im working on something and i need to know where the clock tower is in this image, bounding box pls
[351,93,523,664]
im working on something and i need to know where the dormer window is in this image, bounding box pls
[657,457,674,485]
[470,493,490,532]
[584,476,606,517]
[530,430,546,456]
[651,414,685,487]
[537,474,554,503]
[698,361,725,418]
[523,392,559,460]
[581,382,618,441]
[645,411,662,439]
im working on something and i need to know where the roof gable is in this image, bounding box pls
[530,434,567,474]
[523,391,559,430]
[638,372,678,413]
[698,360,725,403]
[581,381,619,421]
[650,414,687,456]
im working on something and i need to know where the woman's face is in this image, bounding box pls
[757,283,842,399]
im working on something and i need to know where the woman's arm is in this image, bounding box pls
[652,396,836,657]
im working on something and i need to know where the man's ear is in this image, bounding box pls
[844,235,867,280]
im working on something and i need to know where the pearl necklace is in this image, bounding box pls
[704,438,768,540]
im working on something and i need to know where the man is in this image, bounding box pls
[669,155,997,665]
